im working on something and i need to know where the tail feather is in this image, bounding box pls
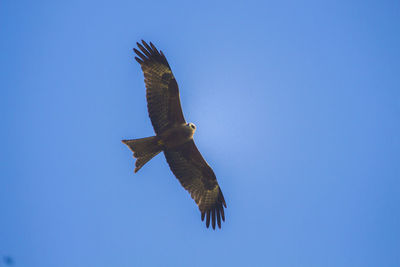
[122,136,162,172]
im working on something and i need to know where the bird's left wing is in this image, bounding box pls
[164,140,227,229]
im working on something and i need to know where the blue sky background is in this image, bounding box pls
[1,0,399,266]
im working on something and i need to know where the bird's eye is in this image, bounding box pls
[191,124,195,129]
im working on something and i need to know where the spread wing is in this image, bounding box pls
[134,40,186,135]
[164,140,227,229]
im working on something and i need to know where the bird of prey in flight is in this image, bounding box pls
[122,41,227,229]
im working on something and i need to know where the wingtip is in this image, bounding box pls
[216,208,222,228]
[201,200,226,230]
[134,57,143,64]
[150,42,160,54]
[206,210,211,228]
[212,209,216,230]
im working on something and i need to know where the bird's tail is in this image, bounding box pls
[122,136,163,173]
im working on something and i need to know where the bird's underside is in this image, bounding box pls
[122,40,226,230]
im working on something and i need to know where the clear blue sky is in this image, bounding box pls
[1,0,399,266]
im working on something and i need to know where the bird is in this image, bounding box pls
[122,40,226,229]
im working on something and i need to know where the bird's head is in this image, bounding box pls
[186,123,196,134]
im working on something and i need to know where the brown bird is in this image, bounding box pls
[122,41,226,229]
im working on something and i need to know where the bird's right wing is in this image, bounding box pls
[134,41,186,135]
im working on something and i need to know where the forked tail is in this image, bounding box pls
[122,136,163,173]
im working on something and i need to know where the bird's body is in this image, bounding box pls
[159,123,196,149]
[122,41,226,229]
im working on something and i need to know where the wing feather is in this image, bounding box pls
[134,41,185,134]
[137,43,152,58]
[164,140,226,229]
